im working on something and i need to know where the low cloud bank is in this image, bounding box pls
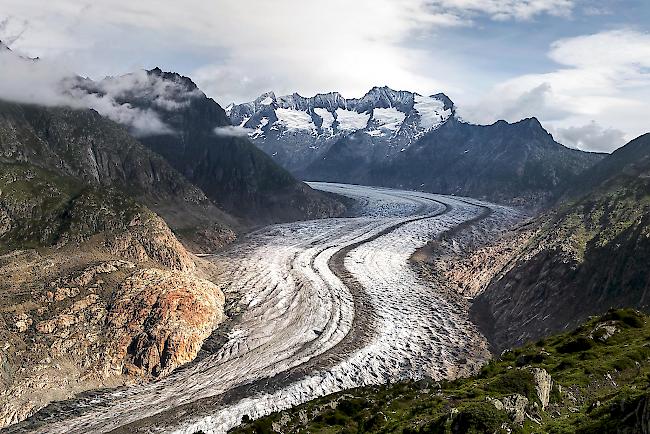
[214,125,253,137]
[0,45,199,136]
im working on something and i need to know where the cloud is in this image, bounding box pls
[428,0,576,21]
[0,47,200,136]
[91,70,203,111]
[213,125,252,138]
[554,122,626,152]
[461,29,650,152]
[0,0,579,107]
[477,82,571,122]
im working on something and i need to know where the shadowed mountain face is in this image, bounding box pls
[230,88,603,206]
[307,117,604,206]
[82,69,345,224]
[0,99,237,250]
[473,133,650,352]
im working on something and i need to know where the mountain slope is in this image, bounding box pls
[307,116,603,206]
[0,162,226,427]
[81,69,345,224]
[472,133,650,352]
[233,309,650,434]
[0,99,236,250]
[383,117,603,204]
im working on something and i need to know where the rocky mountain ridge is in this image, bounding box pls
[229,88,603,206]
[75,68,346,225]
[0,99,237,251]
[228,87,454,172]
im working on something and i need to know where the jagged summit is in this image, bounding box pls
[146,67,200,92]
[228,86,454,172]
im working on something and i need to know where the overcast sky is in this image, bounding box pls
[1,0,649,152]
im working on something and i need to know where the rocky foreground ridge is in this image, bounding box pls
[232,309,650,434]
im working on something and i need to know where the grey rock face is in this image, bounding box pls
[531,368,553,409]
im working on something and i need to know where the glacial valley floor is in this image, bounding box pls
[11,183,521,434]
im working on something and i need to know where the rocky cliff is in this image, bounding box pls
[0,163,226,427]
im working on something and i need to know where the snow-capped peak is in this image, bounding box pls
[227,87,455,171]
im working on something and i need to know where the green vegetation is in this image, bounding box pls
[0,162,143,252]
[231,309,650,434]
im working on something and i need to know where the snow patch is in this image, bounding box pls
[335,108,370,131]
[275,108,316,132]
[314,108,335,131]
[414,95,451,130]
[260,96,274,105]
[372,107,406,132]
[250,117,270,138]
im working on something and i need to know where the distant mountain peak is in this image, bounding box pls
[227,87,455,172]
[146,67,199,92]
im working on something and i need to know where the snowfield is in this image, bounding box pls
[335,108,371,131]
[414,94,451,130]
[16,183,520,434]
[275,107,316,132]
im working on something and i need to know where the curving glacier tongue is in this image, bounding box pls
[16,183,521,434]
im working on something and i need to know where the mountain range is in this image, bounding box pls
[229,88,604,205]
[228,87,454,173]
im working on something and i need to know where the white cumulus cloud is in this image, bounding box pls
[461,29,650,152]
[0,47,203,136]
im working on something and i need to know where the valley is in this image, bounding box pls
[8,183,520,433]
[0,11,647,433]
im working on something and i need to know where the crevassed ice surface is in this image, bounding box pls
[274,107,316,131]
[371,107,406,132]
[21,183,520,434]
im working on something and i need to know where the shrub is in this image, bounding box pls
[603,309,644,328]
[450,402,509,434]
[321,409,348,426]
[485,369,536,401]
[557,337,594,353]
[338,398,368,417]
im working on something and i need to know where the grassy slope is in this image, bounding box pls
[0,162,143,253]
[231,309,650,434]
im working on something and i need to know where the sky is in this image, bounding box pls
[0,0,649,152]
